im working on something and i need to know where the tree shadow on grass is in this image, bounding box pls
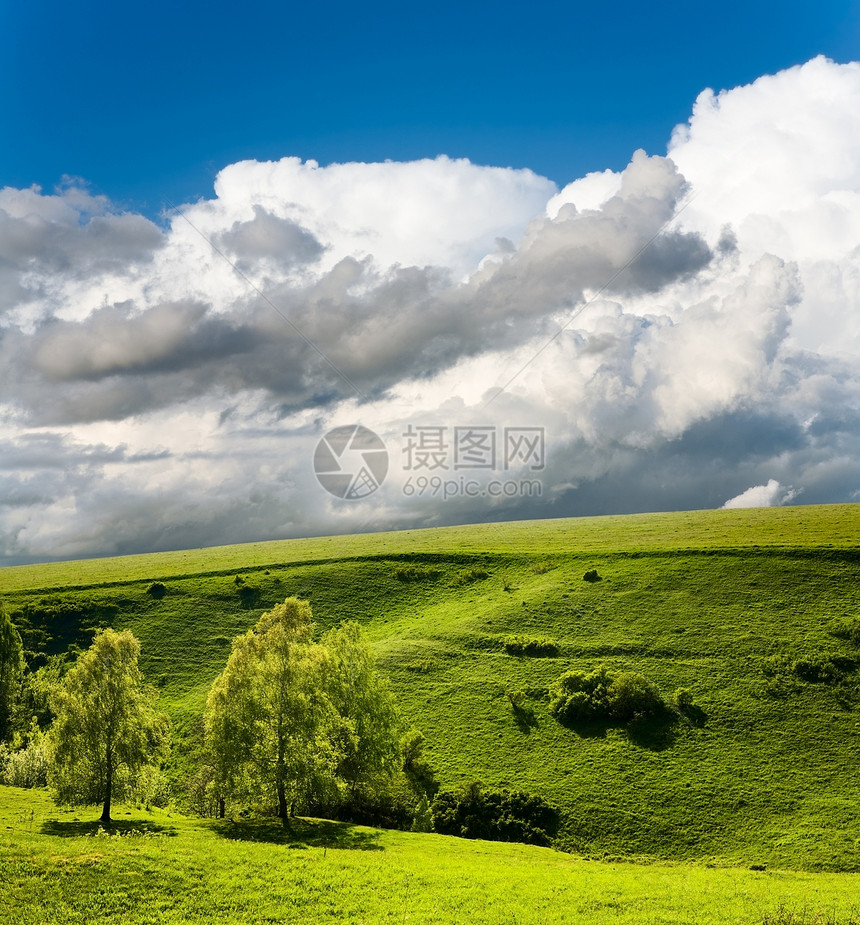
[557,709,680,752]
[206,816,384,851]
[624,710,679,751]
[42,819,179,837]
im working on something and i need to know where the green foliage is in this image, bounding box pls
[46,628,170,822]
[205,599,402,819]
[583,569,602,583]
[0,720,49,788]
[763,653,857,688]
[323,621,402,795]
[146,582,166,599]
[431,781,559,846]
[550,666,665,725]
[410,793,433,832]
[549,665,613,723]
[205,597,336,818]
[10,595,119,668]
[0,601,25,742]
[503,635,558,657]
[607,671,665,720]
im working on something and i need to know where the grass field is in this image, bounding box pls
[2,504,860,920]
[1,786,857,925]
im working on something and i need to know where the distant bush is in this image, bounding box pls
[453,567,489,585]
[763,652,856,687]
[394,566,442,583]
[431,781,559,846]
[238,586,261,608]
[550,665,665,725]
[583,569,602,583]
[146,582,166,599]
[503,635,558,658]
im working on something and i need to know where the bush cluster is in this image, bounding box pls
[503,635,558,657]
[550,665,665,725]
[394,566,442,583]
[431,782,559,846]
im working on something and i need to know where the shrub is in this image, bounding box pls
[146,582,166,599]
[607,672,664,720]
[431,782,559,846]
[1,737,48,788]
[503,635,559,658]
[453,567,489,585]
[394,566,442,583]
[583,569,602,583]
[550,665,667,726]
[549,665,612,723]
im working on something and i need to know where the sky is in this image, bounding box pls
[1,1,860,564]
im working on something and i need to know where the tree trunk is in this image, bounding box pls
[218,797,225,819]
[277,781,288,819]
[101,745,113,823]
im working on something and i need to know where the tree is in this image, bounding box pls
[46,628,169,823]
[323,621,401,797]
[0,602,24,743]
[205,598,339,819]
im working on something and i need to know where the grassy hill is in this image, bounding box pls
[2,504,860,874]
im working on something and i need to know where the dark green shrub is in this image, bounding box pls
[431,782,558,846]
[395,566,442,582]
[549,665,612,723]
[607,671,664,720]
[504,635,559,657]
[146,582,166,599]
[583,569,602,583]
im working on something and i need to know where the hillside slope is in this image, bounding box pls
[2,504,859,870]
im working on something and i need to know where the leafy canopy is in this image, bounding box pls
[47,628,169,821]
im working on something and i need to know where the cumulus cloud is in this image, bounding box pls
[722,479,797,509]
[1,57,860,564]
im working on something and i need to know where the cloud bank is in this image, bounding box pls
[1,57,859,564]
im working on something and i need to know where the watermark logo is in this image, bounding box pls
[314,424,545,501]
[314,425,389,499]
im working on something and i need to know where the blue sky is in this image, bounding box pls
[3,0,858,212]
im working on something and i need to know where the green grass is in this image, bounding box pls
[1,786,858,925]
[2,505,860,879]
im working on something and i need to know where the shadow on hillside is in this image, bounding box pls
[512,703,539,734]
[42,819,178,838]
[624,711,679,751]
[559,708,684,751]
[206,816,384,851]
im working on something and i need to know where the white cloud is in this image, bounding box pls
[2,58,860,563]
[722,479,797,509]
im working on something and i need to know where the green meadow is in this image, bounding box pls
[2,504,860,922]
